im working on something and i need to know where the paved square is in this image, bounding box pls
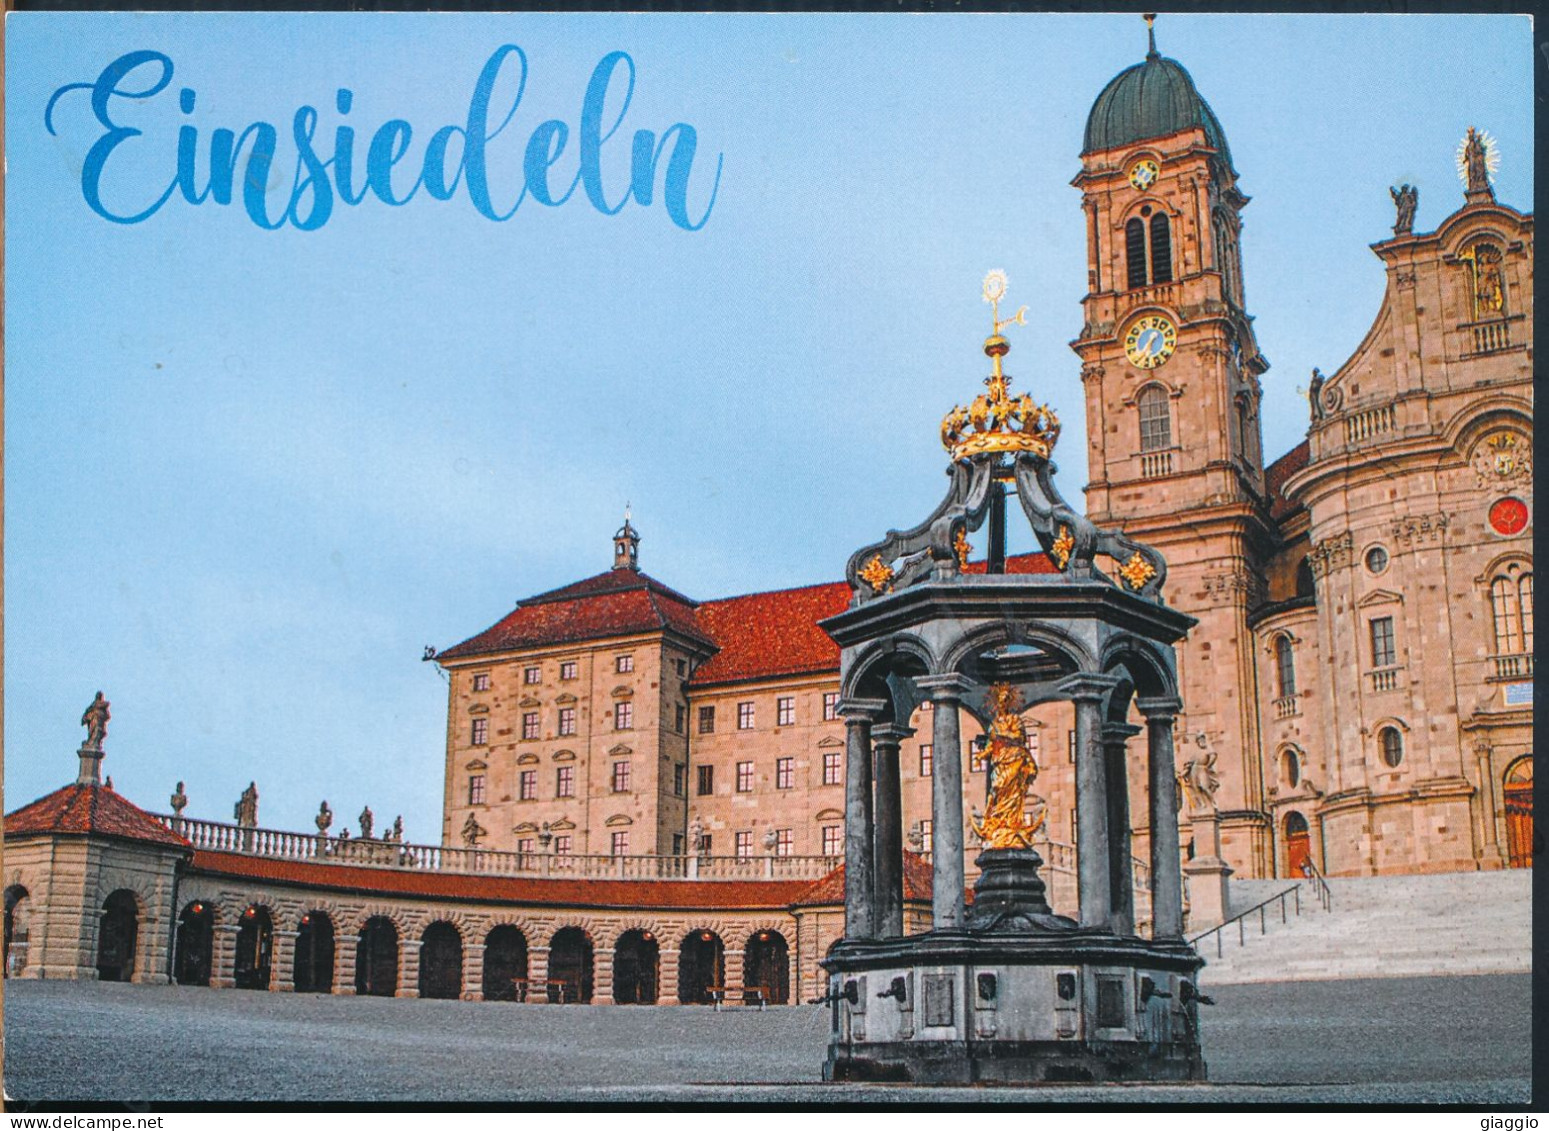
[2,974,1530,1104]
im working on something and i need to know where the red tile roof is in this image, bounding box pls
[437,570,712,660]
[6,782,191,850]
[189,850,822,910]
[792,851,934,907]
[441,552,1058,684]
[1265,440,1310,521]
[691,581,851,687]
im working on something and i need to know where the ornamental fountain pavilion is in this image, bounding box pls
[818,271,1206,1083]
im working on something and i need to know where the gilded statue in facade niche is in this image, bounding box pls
[970,683,1045,850]
[1460,242,1506,319]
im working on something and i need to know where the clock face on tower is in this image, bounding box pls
[1124,315,1177,369]
[1128,159,1160,190]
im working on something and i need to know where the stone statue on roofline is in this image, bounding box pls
[390,815,404,843]
[170,782,189,817]
[315,800,333,836]
[81,692,110,752]
[234,782,259,827]
[462,812,486,847]
[358,806,375,840]
[1389,184,1417,236]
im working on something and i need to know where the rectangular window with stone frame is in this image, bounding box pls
[919,744,933,778]
[776,757,794,789]
[611,830,628,856]
[470,717,488,745]
[468,774,485,805]
[777,697,795,726]
[736,761,754,792]
[822,692,840,720]
[472,672,491,692]
[558,707,576,736]
[738,702,755,730]
[672,833,684,855]
[775,828,793,857]
[822,750,842,785]
[735,831,752,859]
[673,763,686,796]
[615,701,633,730]
[616,654,634,673]
[522,712,540,741]
[554,834,572,855]
[1369,616,1397,668]
[612,760,631,793]
[559,660,578,681]
[919,818,933,854]
[822,825,843,857]
[699,705,716,734]
[523,666,541,684]
[516,837,534,855]
[969,739,987,775]
[674,704,686,733]
[556,765,574,798]
[697,764,714,795]
[519,770,536,801]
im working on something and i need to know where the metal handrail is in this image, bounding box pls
[1302,857,1334,912]
[1188,883,1306,960]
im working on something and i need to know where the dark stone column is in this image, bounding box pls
[871,723,912,939]
[1102,722,1142,936]
[916,674,973,932]
[1139,696,1185,939]
[1058,673,1121,930]
[839,699,886,941]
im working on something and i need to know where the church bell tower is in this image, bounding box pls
[1071,17,1276,875]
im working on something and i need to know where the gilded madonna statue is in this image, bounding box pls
[971,683,1045,850]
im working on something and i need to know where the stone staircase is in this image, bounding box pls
[1194,869,1532,985]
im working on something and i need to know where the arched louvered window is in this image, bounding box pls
[1149,213,1173,284]
[1274,635,1296,698]
[1490,563,1534,655]
[1126,218,1148,290]
[1137,385,1171,451]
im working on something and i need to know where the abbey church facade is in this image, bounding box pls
[435,41,1533,884]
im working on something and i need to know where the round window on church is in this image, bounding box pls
[1379,726,1404,768]
[1365,546,1389,575]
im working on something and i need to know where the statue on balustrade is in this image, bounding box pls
[359,806,375,840]
[170,781,188,817]
[234,782,259,828]
[390,815,404,842]
[970,683,1046,850]
[315,800,333,836]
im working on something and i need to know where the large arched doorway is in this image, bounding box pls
[234,905,274,990]
[4,885,31,978]
[613,929,659,1005]
[355,917,399,997]
[175,901,214,986]
[547,927,593,1003]
[744,930,790,1005]
[1284,811,1312,877]
[419,922,464,1000]
[293,911,335,994]
[482,926,528,1002]
[678,929,724,1004]
[1505,756,1534,868]
[96,890,139,983]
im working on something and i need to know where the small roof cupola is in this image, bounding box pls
[1082,14,1233,172]
[613,506,641,571]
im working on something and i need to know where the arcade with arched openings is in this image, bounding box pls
[1504,756,1533,868]
[175,901,214,986]
[612,929,659,1004]
[356,917,399,997]
[419,922,464,1000]
[744,929,789,1005]
[293,910,335,993]
[234,904,274,990]
[96,890,139,983]
[678,929,724,1004]
[4,885,31,978]
[546,926,593,1003]
[481,925,527,1001]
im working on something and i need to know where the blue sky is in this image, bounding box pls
[5,12,1533,839]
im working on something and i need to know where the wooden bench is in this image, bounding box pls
[706,984,772,1011]
[512,977,576,1003]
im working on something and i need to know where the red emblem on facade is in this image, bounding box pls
[1488,496,1529,536]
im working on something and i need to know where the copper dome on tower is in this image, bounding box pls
[1082,27,1234,172]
